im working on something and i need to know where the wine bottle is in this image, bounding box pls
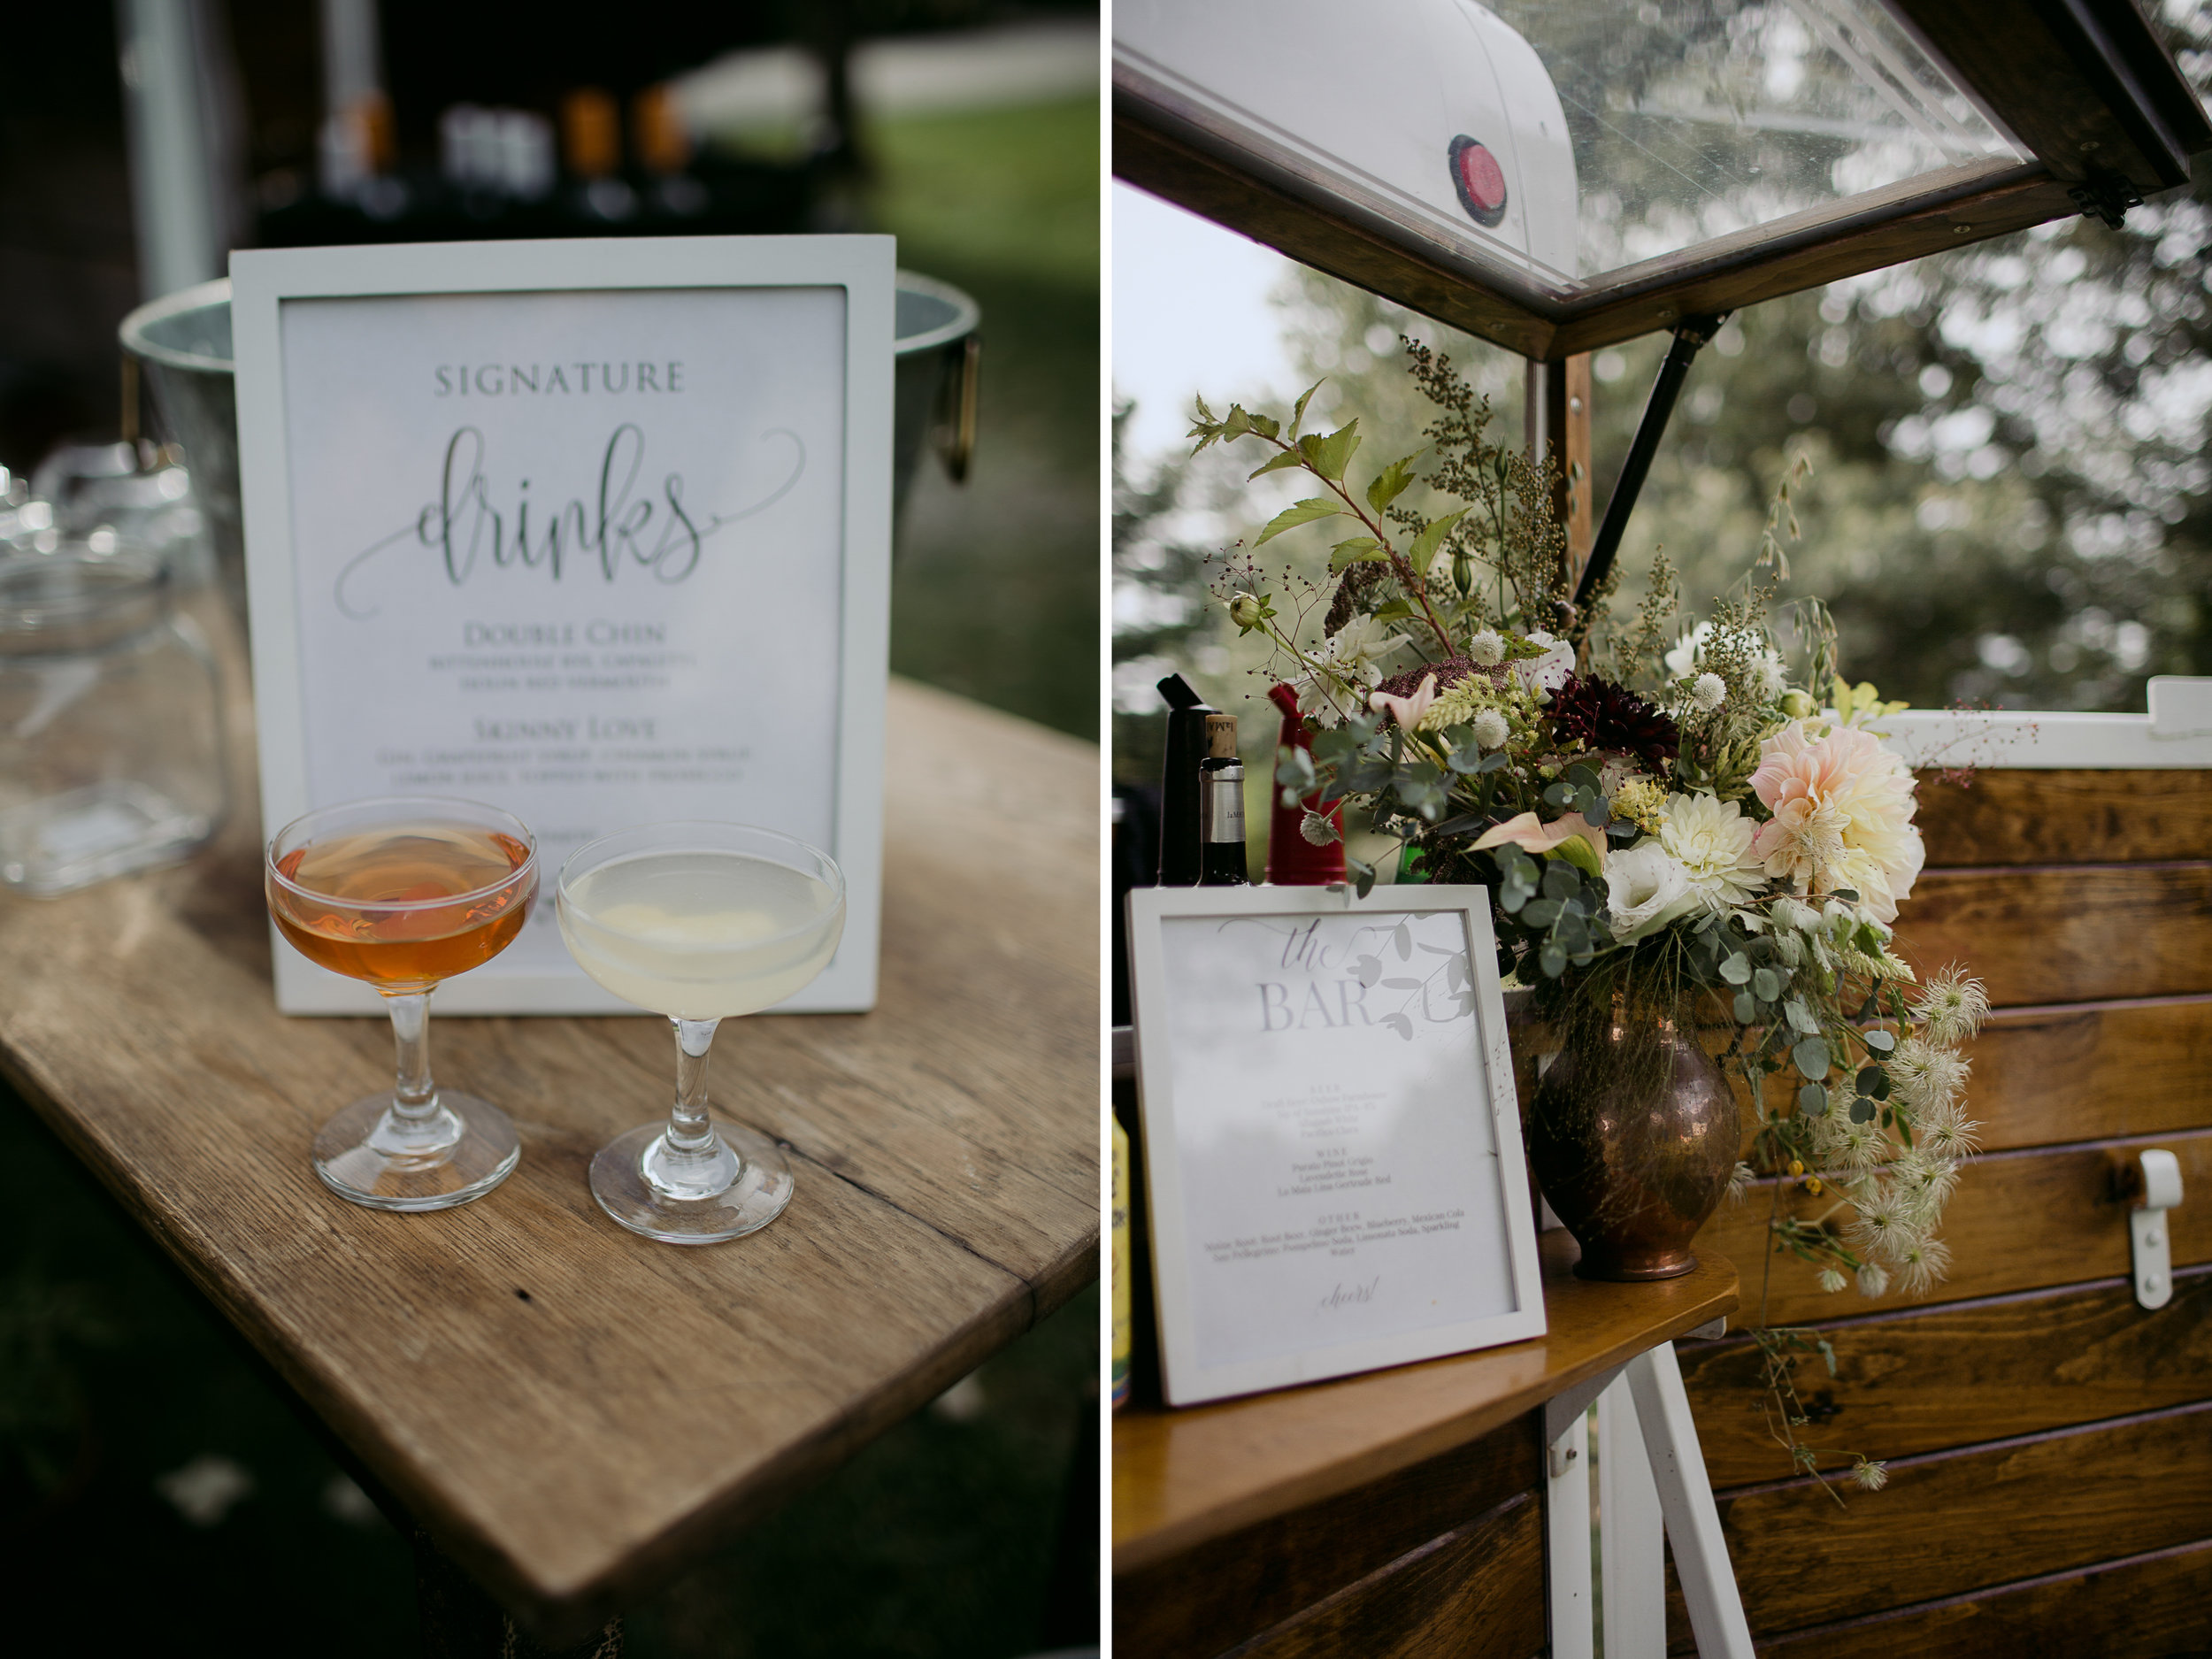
[1156,673,1213,886]
[1198,712,1249,887]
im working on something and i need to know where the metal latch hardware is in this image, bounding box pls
[2128,1149,2184,1311]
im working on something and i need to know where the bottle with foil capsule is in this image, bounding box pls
[1198,713,1249,887]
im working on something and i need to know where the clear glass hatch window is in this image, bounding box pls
[1116,0,2027,299]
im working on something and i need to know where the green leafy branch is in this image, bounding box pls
[1190,384,1466,661]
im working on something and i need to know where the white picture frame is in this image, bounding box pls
[230,235,894,1015]
[1126,883,1548,1406]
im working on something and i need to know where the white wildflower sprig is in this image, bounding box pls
[1886,1034,1968,1113]
[1911,964,1990,1047]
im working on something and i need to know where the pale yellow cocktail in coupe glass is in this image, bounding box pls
[556,822,844,1243]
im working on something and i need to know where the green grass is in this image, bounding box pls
[869,97,1101,742]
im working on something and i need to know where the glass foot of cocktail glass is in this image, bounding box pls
[556,823,845,1244]
[265,797,539,1211]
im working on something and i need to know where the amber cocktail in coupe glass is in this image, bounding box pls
[265,796,538,1211]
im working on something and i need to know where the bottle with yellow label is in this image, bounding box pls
[1112,1116,1132,1409]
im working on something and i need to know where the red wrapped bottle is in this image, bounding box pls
[1265,682,1346,885]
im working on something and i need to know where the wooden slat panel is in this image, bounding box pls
[1701,1131,2212,1325]
[1756,1537,2212,1658]
[1666,1401,2212,1638]
[1230,1492,1545,1659]
[1914,770,2212,867]
[1679,1269,2212,1487]
[1893,864,2212,1007]
[1964,995,2212,1149]
[1113,1418,1539,1659]
[1719,995,2212,1161]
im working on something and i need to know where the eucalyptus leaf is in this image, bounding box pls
[1348,855,1377,899]
[1539,941,1568,978]
[1849,1096,1878,1125]
[1752,967,1784,1002]
[1798,1084,1829,1117]
[1734,991,1757,1024]
[1719,954,1753,986]
[1862,1027,1896,1053]
[1521,897,1563,927]
[1793,1036,1832,1079]
[1855,1065,1883,1096]
[1785,998,1819,1033]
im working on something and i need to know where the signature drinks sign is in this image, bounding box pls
[1125,884,1546,1404]
[233,237,894,1013]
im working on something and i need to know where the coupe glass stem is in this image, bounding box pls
[668,1018,721,1151]
[385,990,440,1121]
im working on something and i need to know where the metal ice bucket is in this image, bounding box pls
[119,269,982,629]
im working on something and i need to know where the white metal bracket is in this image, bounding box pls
[2130,1148,2184,1310]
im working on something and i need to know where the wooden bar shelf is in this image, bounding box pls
[1113,1228,1737,1576]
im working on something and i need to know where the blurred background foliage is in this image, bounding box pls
[879,92,1100,741]
[1115,8,2212,793]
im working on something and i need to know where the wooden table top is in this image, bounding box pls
[1112,1229,1737,1574]
[0,671,1098,1635]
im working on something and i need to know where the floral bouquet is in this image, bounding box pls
[1194,346,1987,1486]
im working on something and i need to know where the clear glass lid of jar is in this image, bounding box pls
[0,545,169,656]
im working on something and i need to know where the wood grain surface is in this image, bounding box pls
[1751,1538,2212,1658]
[1678,1268,2212,1487]
[1913,769,2212,866]
[1717,995,2212,1160]
[1703,1131,2212,1325]
[1548,165,2076,358]
[1891,863,2212,1007]
[1956,995,2212,1150]
[1114,1417,1538,1659]
[1672,1400,2212,1637]
[1226,1492,1545,1659]
[0,676,1098,1637]
[1112,1228,1735,1573]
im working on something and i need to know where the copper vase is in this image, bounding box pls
[1524,1001,1740,1281]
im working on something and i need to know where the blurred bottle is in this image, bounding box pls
[563,88,637,222]
[1265,681,1346,885]
[634,84,709,219]
[320,89,405,219]
[1112,1117,1132,1409]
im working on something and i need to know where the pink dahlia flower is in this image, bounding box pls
[1747,722,1924,922]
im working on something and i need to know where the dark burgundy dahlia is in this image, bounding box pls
[1548,672,1679,764]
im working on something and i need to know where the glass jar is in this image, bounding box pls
[0,543,228,895]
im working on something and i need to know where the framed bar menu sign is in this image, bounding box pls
[231,236,893,1014]
[1125,884,1546,1405]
